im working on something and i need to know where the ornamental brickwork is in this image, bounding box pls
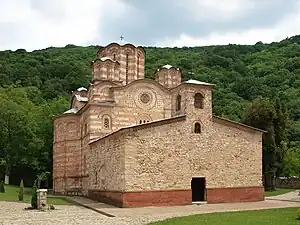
[53,42,265,207]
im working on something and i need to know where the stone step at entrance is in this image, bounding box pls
[192,201,208,205]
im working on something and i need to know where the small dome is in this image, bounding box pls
[162,64,173,69]
[184,79,214,86]
[63,108,78,114]
[77,87,87,92]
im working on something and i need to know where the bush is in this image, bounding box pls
[0,181,5,193]
[296,208,300,220]
[31,189,37,209]
[18,180,24,201]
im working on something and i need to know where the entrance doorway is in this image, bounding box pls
[191,177,206,202]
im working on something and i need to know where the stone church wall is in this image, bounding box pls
[122,115,263,205]
[209,118,263,188]
[88,130,126,191]
[53,115,81,194]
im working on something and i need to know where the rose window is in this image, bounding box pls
[140,93,151,104]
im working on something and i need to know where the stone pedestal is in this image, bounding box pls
[37,189,48,210]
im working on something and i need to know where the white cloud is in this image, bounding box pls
[176,0,255,22]
[0,0,128,51]
[0,0,298,50]
[157,2,300,47]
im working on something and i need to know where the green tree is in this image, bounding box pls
[35,97,69,174]
[282,147,300,176]
[0,86,43,184]
[242,97,289,190]
[0,181,5,193]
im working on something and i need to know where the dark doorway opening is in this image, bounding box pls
[191,177,206,202]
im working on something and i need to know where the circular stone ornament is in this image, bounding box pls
[140,93,151,104]
[134,88,156,109]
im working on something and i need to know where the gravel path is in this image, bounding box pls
[266,190,300,202]
[1,199,300,225]
[0,201,157,225]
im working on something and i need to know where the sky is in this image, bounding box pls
[0,0,300,51]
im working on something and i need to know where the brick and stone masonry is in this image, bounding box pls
[53,42,266,207]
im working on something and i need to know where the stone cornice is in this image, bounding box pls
[89,115,186,145]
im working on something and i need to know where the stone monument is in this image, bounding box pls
[37,189,48,210]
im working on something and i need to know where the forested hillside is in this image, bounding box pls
[1,36,300,187]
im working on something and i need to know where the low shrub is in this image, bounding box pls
[296,208,300,220]
[31,189,37,209]
[18,180,24,201]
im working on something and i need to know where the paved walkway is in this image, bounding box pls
[63,195,300,218]
[100,200,300,218]
[266,190,300,202]
[2,195,300,224]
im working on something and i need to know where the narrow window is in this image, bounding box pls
[104,117,110,129]
[194,122,201,133]
[113,54,116,61]
[194,93,204,109]
[137,55,140,76]
[84,124,88,135]
[84,155,86,173]
[176,95,181,111]
[138,119,150,124]
[95,171,98,184]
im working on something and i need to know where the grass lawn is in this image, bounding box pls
[264,188,295,197]
[0,184,73,205]
[149,207,300,225]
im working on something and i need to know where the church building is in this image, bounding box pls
[53,42,265,207]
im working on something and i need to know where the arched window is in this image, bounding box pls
[103,116,111,129]
[176,95,181,111]
[194,122,201,133]
[194,93,204,109]
[113,54,116,61]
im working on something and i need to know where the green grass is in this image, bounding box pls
[149,207,300,225]
[0,184,72,205]
[264,188,295,197]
